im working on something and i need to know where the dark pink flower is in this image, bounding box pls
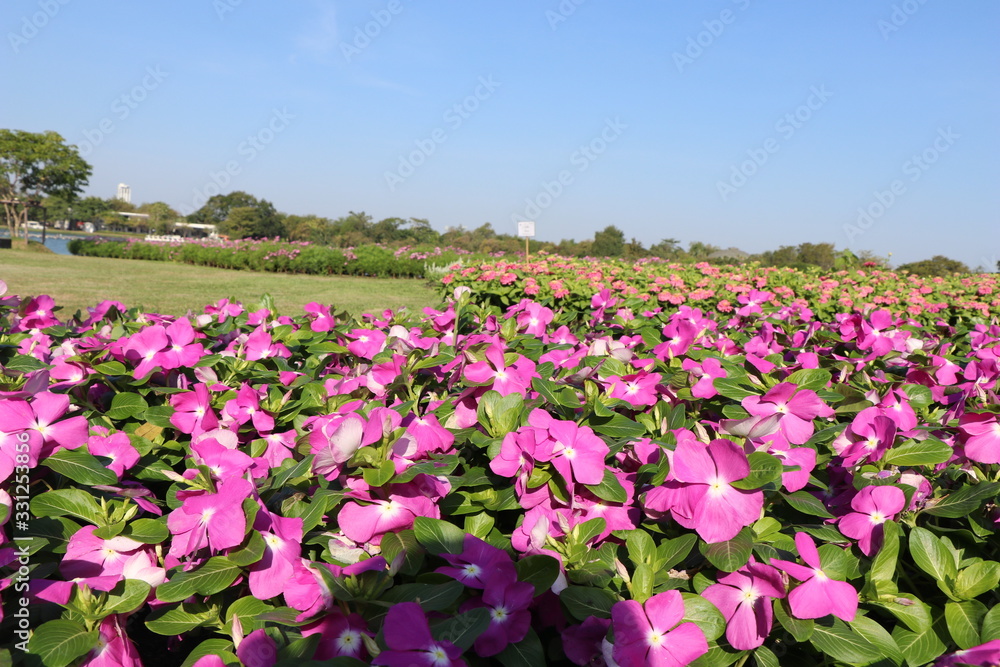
[838,485,906,556]
[702,559,785,650]
[743,383,834,445]
[771,532,858,622]
[610,590,708,667]
[436,534,516,588]
[371,602,466,667]
[166,477,253,558]
[462,570,535,656]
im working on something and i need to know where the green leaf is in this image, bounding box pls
[753,646,780,667]
[476,390,524,437]
[909,527,958,598]
[773,598,814,642]
[143,404,176,428]
[631,563,654,603]
[923,482,1000,518]
[362,459,396,487]
[945,600,987,649]
[892,620,947,667]
[585,468,628,503]
[146,603,219,635]
[30,488,104,525]
[587,412,646,439]
[226,596,273,633]
[786,368,832,391]
[882,438,953,467]
[516,554,560,597]
[42,448,118,485]
[627,530,656,567]
[699,528,753,572]
[560,585,619,621]
[270,454,315,488]
[380,530,424,577]
[809,617,884,665]
[122,517,169,544]
[105,579,151,614]
[227,529,265,567]
[867,520,900,594]
[730,452,782,490]
[26,620,98,667]
[431,607,490,651]
[659,533,698,571]
[93,360,128,375]
[496,628,544,667]
[981,604,1000,642]
[681,592,727,642]
[714,378,758,401]
[381,581,465,611]
[156,557,242,603]
[107,392,149,420]
[872,594,934,633]
[571,517,607,546]
[782,491,834,519]
[179,639,238,667]
[850,615,905,666]
[413,517,466,555]
[955,561,1000,601]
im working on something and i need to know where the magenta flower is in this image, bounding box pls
[169,383,219,436]
[834,411,898,467]
[158,318,205,369]
[301,609,371,660]
[309,413,381,480]
[166,477,253,558]
[78,615,142,667]
[681,357,726,399]
[607,371,661,407]
[337,490,437,545]
[461,570,535,657]
[86,428,140,478]
[561,616,611,666]
[61,525,158,581]
[770,532,858,621]
[702,559,785,650]
[236,629,278,667]
[347,327,387,359]
[437,534,516,588]
[838,485,906,556]
[528,409,609,487]
[958,412,1000,464]
[610,590,708,667]
[934,640,1000,666]
[371,602,466,667]
[303,302,335,332]
[249,510,303,600]
[190,438,254,480]
[463,341,537,397]
[648,438,764,544]
[743,383,834,445]
[222,383,274,432]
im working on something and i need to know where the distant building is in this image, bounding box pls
[116,183,131,204]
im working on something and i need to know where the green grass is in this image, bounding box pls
[0,250,442,317]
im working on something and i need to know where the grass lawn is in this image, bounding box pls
[0,249,442,318]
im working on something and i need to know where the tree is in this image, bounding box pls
[649,238,681,259]
[221,206,286,239]
[896,255,970,277]
[0,129,91,239]
[591,225,625,257]
[190,192,283,239]
[137,201,179,234]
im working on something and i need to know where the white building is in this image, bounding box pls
[116,183,131,204]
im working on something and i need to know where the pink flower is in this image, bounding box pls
[958,412,1000,464]
[78,615,142,667]
[462,570,535,657]
[838,485,906,556]
[646,438,763,544]
[301,610,371,660]
[371,602,466,667]
[463,341,537,397]
[248,510,303,600]
[236,629,278,667]
[681,357,726,399]
[934,640,1000,666]
[610,590,708,667]
[86,428,140,478]
[743,383,834,445]
[166,477,253,558]
[169,383,219,436]
[607,371,661,407]
[771,532,858,621]
[436,534,516,588]
[702,559,785,650]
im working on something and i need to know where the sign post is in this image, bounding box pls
[517,221,535,263]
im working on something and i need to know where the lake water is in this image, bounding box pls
[1,233,74,255]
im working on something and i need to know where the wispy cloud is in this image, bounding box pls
[293,0,339,63]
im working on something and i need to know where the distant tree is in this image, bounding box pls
[896,255,970,277]
[72,196,114,223]
[797,242,836,271]
[137,201,179,234]
[0,129,91,239]
[624,237,648,259]
[221,205,286,239]
[591,225,625,257]
[649,238,681,259]
[687,241,720,260]
[189,191,278,231]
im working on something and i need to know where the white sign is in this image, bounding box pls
[517,221,535,238]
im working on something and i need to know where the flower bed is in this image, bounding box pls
[68,238,478,279]
[1,278,999,666]
[441,256,1000,325]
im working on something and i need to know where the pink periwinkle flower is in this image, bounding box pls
[461,569,535,657]
[78,615,142,667]
[958,412,1000,464]
[743,383,834,445]
[436,534,517,588]
[934,640,1000,667]
[166,477,253,558]
[770,532,858,622]
[607,371,662,407]
[702,559,785,650]
[371,602,466,667]
[681,357,726,399]
[610,590,708,667]
[838,485,906,556]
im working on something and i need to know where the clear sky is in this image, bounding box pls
[2,1,997,268]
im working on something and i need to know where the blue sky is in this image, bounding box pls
[2,0,997,268]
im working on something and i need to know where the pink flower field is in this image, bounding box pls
[1,274,999,667]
